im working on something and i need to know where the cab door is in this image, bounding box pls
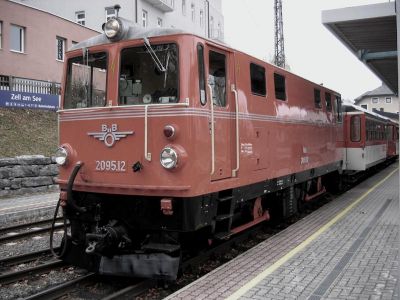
[206,45,235,181]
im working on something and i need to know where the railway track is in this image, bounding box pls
[0,217,65,243]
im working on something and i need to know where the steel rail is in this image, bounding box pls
[0,223,66,243]
[0,217,62,234]
[0,259,64,285]
[100,279,156,300]
[0,248,60,267]
[23,273,96,300]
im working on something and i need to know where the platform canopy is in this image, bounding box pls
[322,2,398,95]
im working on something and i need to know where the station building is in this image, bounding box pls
[0,0,99,106]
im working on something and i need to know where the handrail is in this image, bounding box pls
[208,84,215,176]
[144,98,190,162]
[231,84,240,177]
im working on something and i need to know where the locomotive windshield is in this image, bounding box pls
[118,43,178,105]
[64,52,107,109]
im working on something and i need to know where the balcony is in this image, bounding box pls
[143,0,174,12]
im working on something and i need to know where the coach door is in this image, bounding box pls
[206,46,236,181]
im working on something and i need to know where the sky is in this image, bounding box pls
[221,0,391,100]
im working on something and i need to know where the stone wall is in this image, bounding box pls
[0,155,59,198]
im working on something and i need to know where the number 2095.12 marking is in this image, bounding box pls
[95,160,126,172]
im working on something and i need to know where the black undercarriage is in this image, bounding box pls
[58,161,342,280]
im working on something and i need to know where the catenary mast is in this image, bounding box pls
[274,0,285,68]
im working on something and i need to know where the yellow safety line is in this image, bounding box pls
[226,167,398,300]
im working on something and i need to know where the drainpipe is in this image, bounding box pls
[206,0,210,38]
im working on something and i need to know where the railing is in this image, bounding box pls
[0,75,61,95]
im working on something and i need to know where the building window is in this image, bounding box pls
[385,97,392,103]
[210,16,214,38]
[10,24,25,53]
[75,11,85,25]
[0,21,3,49]
[157,17,163,27]
[250,63,266,96]
[105,7,116,22]
[200,10,204,27]
[361,104,368,110]
[56,36,66,61]
[314,89,321,109]
[182,0,186,15]
[274,73,286,101]
[191,3,195,22]
[371,97,379,104]
[142,10,148,27]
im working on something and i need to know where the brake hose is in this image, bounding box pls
[50,198,68,258]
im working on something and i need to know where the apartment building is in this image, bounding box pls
[354,84,399,123]
[14,0,224,40]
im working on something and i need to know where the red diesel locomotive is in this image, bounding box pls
[52,16,365,280]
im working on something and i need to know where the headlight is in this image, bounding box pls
[54,147,68,166]
[104,18,121,39]
[160,147,178,169]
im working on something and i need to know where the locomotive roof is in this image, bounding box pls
[70,22,186,51]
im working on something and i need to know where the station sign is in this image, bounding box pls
[0,90,59,111]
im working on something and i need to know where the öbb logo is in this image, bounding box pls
[87,124,134,147]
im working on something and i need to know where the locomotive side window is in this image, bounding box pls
[118,43,178,105]
[334,95,342,122]
[325,92,332,111]
[250,63,266,96]
[314,89,321,109]
[64,52,107,109]
[197,44,206,105]
[274,73,286,101]
[208,50,226,107]
[350,115,361,142]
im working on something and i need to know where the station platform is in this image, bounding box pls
[166,164,399,300]
[0,192,59,226]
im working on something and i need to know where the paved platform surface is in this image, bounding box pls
[0,192,59,225]
[167,164,399,300]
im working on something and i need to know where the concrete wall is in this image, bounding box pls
[0,0,99,82]
[0,155,59,198]
[13,0,224,40]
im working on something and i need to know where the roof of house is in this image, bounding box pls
[354,84,394,104]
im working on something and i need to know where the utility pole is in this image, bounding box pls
[274,0,285,68]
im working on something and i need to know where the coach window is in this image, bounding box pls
[250,63,266,96]
[274,73,286,100]
[197,44,206,105]
[325,92,332,111]
[314,89,322,109]
[209,50,226,107]
[350,115,361,142]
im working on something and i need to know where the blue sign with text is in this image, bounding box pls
[0,90,59,111]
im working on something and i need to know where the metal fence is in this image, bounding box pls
[0,75,61,95]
